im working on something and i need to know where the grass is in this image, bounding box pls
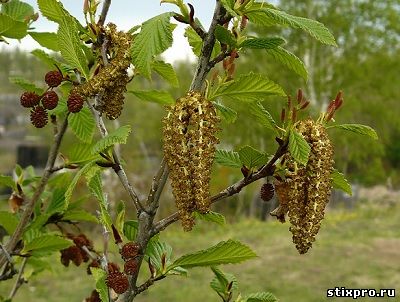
[1,201,399,302]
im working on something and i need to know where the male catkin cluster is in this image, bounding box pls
[273,119,334,254]
[75,23,132,119]
[163,91,220,231]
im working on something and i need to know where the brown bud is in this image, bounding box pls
[299,101,310,110]
[8,192,24,213]
[297,89,303,104]
[280,108,286,122]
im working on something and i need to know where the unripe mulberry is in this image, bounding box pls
[30,106,48,128]
[260,183,274,201]
[107,262,120,273]
[106,272,129,294]
[124,258,138,275]
[67,92,84,113]
[41,91,59,110]
[45,70,63,87]
[73,234,93,249]
[120,242,140,260]
[60,245,83,267]
[20,91,40,108]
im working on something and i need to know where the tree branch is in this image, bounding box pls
[208,50,231,70]
[98,0,112,26]
[0,114,70,269]
[8,258,27,300]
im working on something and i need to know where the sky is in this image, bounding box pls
[8,0,219,63]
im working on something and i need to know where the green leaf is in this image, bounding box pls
[167,239,257,271]
[131,13,174,78]
[238,145,268,169]
[37,0,67,23]
[31,49,59,69]
[0,13,28,39]
[288,129,311,166]
[91,125,132,155]
[185,26,221,59]
[46,188,67,214]
[215,25,236,46]
[240,37,285,49]
[151,60,179,87]
[65,161,96,207]
[246,7,337,46]
[29,32,60,51]
[245,292,278,302]
[209,73,286,102]
[68,107,96,144]
[146,240,186,276]
[128,90,175,105]
[265,46,308,80]
[249,102,277,131]
[210,267,238,296]
[62,210,98,223]
[194,211,226,226]
[8,76,44,95]
[0,211,19,234]
[23,235,73,255]
[87,171,112,229]
[115,201,125,237]
[1,0,34,21]
[123,220,138,241]
[0,175,16,190]
[58,15,89,78]
[91,268,108,302]
[331,169,352,196]
[214,150,242,168]
[327,124,378,140]
[212,102,237,123]
[220,0,237,17]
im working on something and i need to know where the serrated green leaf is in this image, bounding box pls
[58,15,89,78]
[327,124,378,140]
[37,0,66,23]
[8,76,44,95]
[249,102,277,131]
[29,32,60,51]
[185,26,221,59]
[0,211,19,234]
[215,25,236,46]
[91,125,132,155]
[167,239,257,271]
[220,0,237,16]
[23,235,73,255]
[0,13,28,39]
[194,211,226,226]
[68,143,97,163]
[123,220,138,241]
[31,49,59,69]
[65,161,96,207]
[146,241,172,274]
[46,188,66,214]
[288,129,311,166]
[245,292,278,302]
[1,0,34,21]
[213,102,238,123]
[240,37,285,49]
[238,145,268,169]
[266,46,308,80]
[68,107,95,144]
[215,150,242,168]
[91,268,108,302]
[210,267,238,296]
[128,90,175,105]
[0,175,16,190]
[209,73,286,102]
[87,171,112,229]
[115,201,125,236]
[131,13,174,78]
[331,169,352,196]
[62,210,98,223]
[151,60,179,87]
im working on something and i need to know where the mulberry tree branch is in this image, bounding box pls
[98,0,112,26]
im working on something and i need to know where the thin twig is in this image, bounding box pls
[208,50,231,70]
[8,258,27,300]
[98,0,112,26]
[146,158,168,213]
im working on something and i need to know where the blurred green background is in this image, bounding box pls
[1,0,399,301]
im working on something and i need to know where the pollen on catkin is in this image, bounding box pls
[163,91,220,231]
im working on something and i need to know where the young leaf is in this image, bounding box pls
[37,0,67,23]
[68,108,95,144]
[91,268,108,302]
[91,125,132,155]
[288,129,310,166]
[185,26,221,59]
[215,25,236,47]
[115,201,125,237]
[23,235,73,255]
[210,267,238,296]
[46,188,67,214]
[265,46,308,80]
[0,14,28,39]
[8,76,44,95]
[29,32,60,52]
[151,60,179,87]
[215,150,242,168]
[0,211,19,235]
[62,210,98,223]
[249,102,277,131]
[212,102,238,123]
[238,145,268,169]
[0,174,16,191]
[167,239,257,271]
[209,73,286,102]
[65,161,96,207]
[194,211,226,226]
[123,220,138,241]
[239,37,285,49]
[58,15,89,78]
[128,90,175,105]
[331,169,352,196]
[1,0,34,21]
[87,171,112,229]
[245,292,278,302]
[131,12,174,78]
[327,124,378,140]
[220,0,237,17]
[31,49,60,69]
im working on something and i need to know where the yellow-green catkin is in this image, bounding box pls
[163,91,220,231]
[273,119,334,254]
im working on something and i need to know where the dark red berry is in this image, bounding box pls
[107,262,120,273]
[120,242,140,260]
[42,91,59,110]
[124,259,138,275]
[73,234,93,249]
[20,91,40,108]
[60,245,83,267]
[106,272,129,294]
[260,183,274,202]
[85,290,101,302]
[30,106,48,128]
[45,70,63,87]
[67,92,84,113]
